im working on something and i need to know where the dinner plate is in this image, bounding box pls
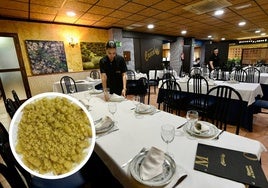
[135,105,156,114]
[183,121,219,138]
[89,89,103,94]
[9,92,96,179]
[95,121,114,134]
[129,150,176,187]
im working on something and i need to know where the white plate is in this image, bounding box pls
[183,121,219,138]
[89,89,103,94]
[129,150,176,187]
[9,92,96,179]
[135,105,156,114]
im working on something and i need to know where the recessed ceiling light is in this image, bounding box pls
[181,30,187,34]
[235,3,252,10]
[261,33,266,36]
[214,10,224,16]
[66,11,76,17]
[255,30,261,33]
[221,38,226,40]
[208,35,212,38]
[147,24,154,29]
[238,21,246,26]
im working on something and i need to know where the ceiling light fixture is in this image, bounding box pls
[238,21,246,26]
[66,11,76,17]
[214,10,224,16]
[255,30,261,33]
[261,33,266,36]
[235,3,252,10]
[147,24,154,29]
[221,37,226,40]
[181,30,187,34]
[208,35,212,38]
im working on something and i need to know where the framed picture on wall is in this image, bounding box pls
[80,42,106,70]
[25,40,68,75]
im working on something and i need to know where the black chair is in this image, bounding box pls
[186,74,209,118]
[126,70,136,80]
[233,69,247,82]
[204,86,243,135]
[136,77,148,104]
[4,98,17,118]
[60,76,78,94]
[147,70,159,104]
[161,72,176,81]
[190,67,202,76]
[157,80,184,115]
[12,90,22,109]
[244,67,260,83]
[253,84,268,114]
[90,70,100,79]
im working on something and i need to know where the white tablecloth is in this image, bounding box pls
[260,73,268,84]
[52,79,102,93]
[73,91,267,188]
[159,78,263,106]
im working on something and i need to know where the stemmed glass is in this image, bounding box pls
[186,110,199,127]
[84,92,92,111]
[161,124,175,155]
[108,102,117,123]
[69,85,76,96]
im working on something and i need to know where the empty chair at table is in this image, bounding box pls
[60,76,77,94]
[232,68,247,82]
[190,67,202,76]
[90,70,100,79]
[186,74,209,118]
[157,80,185,115]
[126,70,136,80]
[244,66,260,83]
[161,72,176,81]
[204,85,243,135]
[136,77,148,104]
[147,69,159,104]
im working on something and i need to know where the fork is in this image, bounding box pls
[214,130,224,140]
[121,147,146,168]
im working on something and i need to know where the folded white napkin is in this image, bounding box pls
[140,147,165,181]
[109,94,125,102]
[136,103,151,112]
[193,122,210,134]
[95,116,113,130]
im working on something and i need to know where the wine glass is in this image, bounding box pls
[133,95,140,108]
[84,92,92,111]
[69,85,76,96]
[186,110,199,127]
[108,102,117,123]
[161,124,175,155]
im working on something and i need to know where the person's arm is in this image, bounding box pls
[209,60,214,70]
[121,72,127,97]
[101,73,109,101]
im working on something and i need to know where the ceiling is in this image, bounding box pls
[0,0,268,41]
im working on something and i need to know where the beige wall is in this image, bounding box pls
[0,20,108,95]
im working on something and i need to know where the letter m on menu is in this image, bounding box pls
[195,155,209,169]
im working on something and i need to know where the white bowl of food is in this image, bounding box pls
[9,92,96,179]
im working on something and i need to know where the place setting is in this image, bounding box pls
[121,124,188,187]
[94,102,119,138]
[181,110,220,140]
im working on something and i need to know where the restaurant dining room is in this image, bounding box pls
[1,0,268,187]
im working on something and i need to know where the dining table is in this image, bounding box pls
[72,91,267,188]
[52,79,102,93]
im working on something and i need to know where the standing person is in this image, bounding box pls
[99,40,127,101]
[209,48,220,71]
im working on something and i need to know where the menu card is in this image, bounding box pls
[194,143,268,188]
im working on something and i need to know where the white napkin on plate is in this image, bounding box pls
[140,147,165,181]
[136,103,151,112]
[95,116,113,130]
[109,94,125,102]
[86,76,95,82]
[193,122,210,134]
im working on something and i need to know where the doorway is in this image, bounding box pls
[0,33,31,104]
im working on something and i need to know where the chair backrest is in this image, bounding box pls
[4,98,17,118]
[11,90,21,109]
[233,69,247,82]
[0,122,31,188]
[244,67,260,83]
[126,70,136,80]
[60,76,78,94]
[90,70,100,79]
[0,77,7,102]
[161,72,176,81]
[190,67,202,76]
[187,74,208,94]
[205,85,243,135]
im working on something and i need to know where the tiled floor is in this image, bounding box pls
[127,87,268,179]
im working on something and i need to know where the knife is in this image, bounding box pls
[172,174,187,188]
[177,122,187,129]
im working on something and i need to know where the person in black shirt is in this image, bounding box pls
[209,48,220,71]
[99,40,127,101]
